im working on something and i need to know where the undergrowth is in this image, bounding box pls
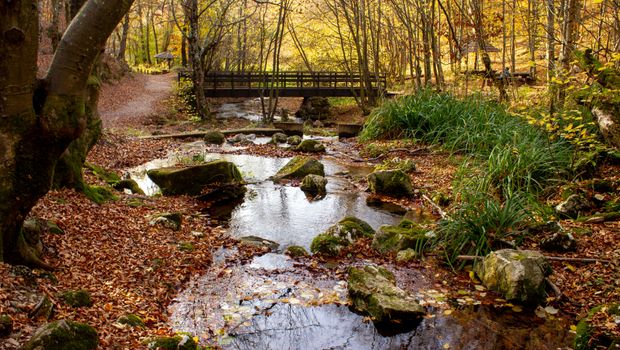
[361,90,576,264]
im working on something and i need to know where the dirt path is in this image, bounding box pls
[98,73,175,129]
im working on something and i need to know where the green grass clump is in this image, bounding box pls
[361,90,575,264]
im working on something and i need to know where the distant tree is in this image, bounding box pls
[0,0,134,266]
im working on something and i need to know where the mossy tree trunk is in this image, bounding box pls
[0,0,134,265]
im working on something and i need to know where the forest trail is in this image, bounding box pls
[98,72,175,129]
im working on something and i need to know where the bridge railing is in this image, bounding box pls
[179,71,387,90]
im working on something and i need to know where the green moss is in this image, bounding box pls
[327,217,375,240]
[59,290,93,308]
[272,156,325,180]
[296,139,326,153]
[117,314,144,327]
[285,245,309,257]
[372,220,429,253]
[147,161,244,196]
[46,220,64,235]
[145,335,198,350]
[178,242,194,252]
[203,130,226,145]
[300,174,327,194]
[113,179,145,195]
[85,162,121,185]
[575,303,620,350]
[310,233,348,256]
[367,170,414,197]
[83,185,118,204]
[20,320,98,350]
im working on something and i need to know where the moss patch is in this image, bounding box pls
[372,220,429,253]
[83,185,118,204]
[285,245,309,257]
[310,233,348,256]
[117,314,145,328]
[144,334,198,350]
[59,289,93,308]
[113,179,145,195]
[367,169,414,197]
[575,303,620,350]
[273,156,325,180]
[20,320,98,350]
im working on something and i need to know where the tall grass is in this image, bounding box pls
[361,90,575,263]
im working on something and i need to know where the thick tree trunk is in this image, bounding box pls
[117,13,130,61]
[0,0,134,264]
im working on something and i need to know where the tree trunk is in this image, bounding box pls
[0,0,134,265]
[117,13,130,61]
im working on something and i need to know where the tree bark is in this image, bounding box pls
[117,13,130,61]
[0,0,134,265]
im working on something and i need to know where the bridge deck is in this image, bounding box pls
[179,71,387,98]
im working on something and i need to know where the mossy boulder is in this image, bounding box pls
[117,314,145,328]
[310,217,374,256]
[203,130,226,145]
[474,249,552,305]
[59,290,93,308]
[20,320,98,350]
[296,139,326,153]
[310,233,349,256]
[145,334,198,350]
[272,132,288,143]
[272,156,325,181]
[147,160,244,196]
[149,212,183,231]
[348,265,425,324]
[285,245,309,257]
[396,248,418,263]
[113,179,145,195]
[300,174,327,195]
[0,314,12,337]
[367,170,414,198]
[372,220,429,254]
[296,96,331,121]
[287,135,302,146]
[83,185,118,204]
[574,303,620,350]
[555,194,592,218]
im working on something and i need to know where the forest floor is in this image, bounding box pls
[0,72,618,349]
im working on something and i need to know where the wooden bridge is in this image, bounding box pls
[178,71,387,98]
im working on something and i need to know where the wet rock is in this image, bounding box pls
[396,248,418,263]
[272,156,324,181]
[59,289,93,308]
[474,249,552,305]
[348,265,425,324]
[286,135,302,146]
[372,220,430,254]
[540,231,577,252]
[145,334,198,350]
[0,314,12,337]
[555,194,592,218]
[117,314,145,328]
[113,179,145,195]
[574,303,619,350]
[20,320,98,350]
[239,236,279,251]
[147,160,244,196]
[296,96,331,121]
[272,132,288,144]
[310,233,349,256]
[149,212,182,231]
[311,217,374,256]
[285,245,309,257]
[296,139,326,153]
[203,130,226,145]
[367,170,414,198]
[300,174,327,195]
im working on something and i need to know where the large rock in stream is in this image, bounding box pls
[311,217,374,256]
[348,265,425,324]
[296,139,326,153]
[300,174,327,195]
[372,219,431,254]
[147,160,245,197]
[474,249,552,305]
[272,156,324,181]
[367,169,414,198]
[20,320,98,350]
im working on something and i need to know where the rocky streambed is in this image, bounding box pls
[122,129,574,349]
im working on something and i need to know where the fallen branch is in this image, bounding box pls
[545,277,563,300]
[421,194,449,220]
[457,255,611,264]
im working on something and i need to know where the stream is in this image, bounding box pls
[126,102,574,349]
